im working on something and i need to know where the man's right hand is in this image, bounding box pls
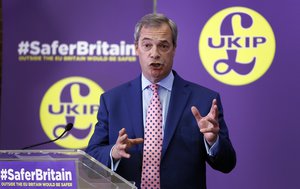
[112,128,144,160]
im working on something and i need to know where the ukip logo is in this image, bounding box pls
[199,7,276,86]
[40,77,104,149]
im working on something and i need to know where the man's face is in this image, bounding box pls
[135,23,176,83]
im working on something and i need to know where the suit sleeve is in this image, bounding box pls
[85,94,114,168]
[206,94,236,173]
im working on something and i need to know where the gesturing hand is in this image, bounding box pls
[191,99,220,146]
[112,128,144,160]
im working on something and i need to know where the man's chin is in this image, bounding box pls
[149,70,167,82]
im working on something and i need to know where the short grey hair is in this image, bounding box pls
[134,13,178,47]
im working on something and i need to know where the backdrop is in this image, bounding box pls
[1,0,150,149]
[1,0,300,189]
[158,0,300,189]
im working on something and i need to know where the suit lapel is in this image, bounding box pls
[125,76,144,139]
[162,74,191,158]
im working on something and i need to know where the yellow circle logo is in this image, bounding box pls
[40,76,104,149]
[199,7,276,86]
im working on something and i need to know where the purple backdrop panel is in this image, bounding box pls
[0,0,152,149]
[158,0,300,189]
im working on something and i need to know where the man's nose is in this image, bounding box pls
[150,46,160,59]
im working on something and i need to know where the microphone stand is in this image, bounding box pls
[22,123,73,150]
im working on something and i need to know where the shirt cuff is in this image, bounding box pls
[204,135,220,157]
[110,145,121,171]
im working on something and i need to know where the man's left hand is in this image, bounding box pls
[191,99,220,146]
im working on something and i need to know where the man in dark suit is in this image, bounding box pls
[86,13,236,189]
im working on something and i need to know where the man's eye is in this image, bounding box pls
[142,43,152,50]
[159,44,170,51]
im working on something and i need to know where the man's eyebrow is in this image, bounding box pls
[141,37,152,41]
[141,38,170,43]
[159,40,170,44]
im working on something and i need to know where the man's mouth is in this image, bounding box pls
[150,63,163,68]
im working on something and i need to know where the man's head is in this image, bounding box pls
[134,14,178,47]
[134,14,178,83]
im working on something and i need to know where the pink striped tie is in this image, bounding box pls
[141,84,163,189]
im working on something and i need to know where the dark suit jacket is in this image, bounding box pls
[86,71,236,189]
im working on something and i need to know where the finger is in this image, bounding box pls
[199,119,219,134]
[117,128,126,142]
[199,118,219,129]
[206,117,219,127]
[213,104,219,119]
[112,144,129,160]
[119,128,126,136]
[125,138,143,149]
[117,143,127,150]
[209,99,218,118]
[209,99,216,113]
[117,133,128,144]
[200,127,219,134]
[118,150,131,159]
[191,106,203,122]
[129,138,144,145]
[200,122,219,132]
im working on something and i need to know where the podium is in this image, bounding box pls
[0,149,137,189]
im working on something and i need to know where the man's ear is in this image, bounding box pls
[135,43,139,55]
[171,46,176,56]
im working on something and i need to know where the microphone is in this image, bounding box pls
[22,123,73,150]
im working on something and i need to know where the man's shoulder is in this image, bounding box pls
[174,71,218,95]
[103,76,140,96]
[186,80,217,94]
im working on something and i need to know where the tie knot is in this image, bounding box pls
[150,84,159,92]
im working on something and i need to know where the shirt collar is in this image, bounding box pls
[142,71,174,91]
